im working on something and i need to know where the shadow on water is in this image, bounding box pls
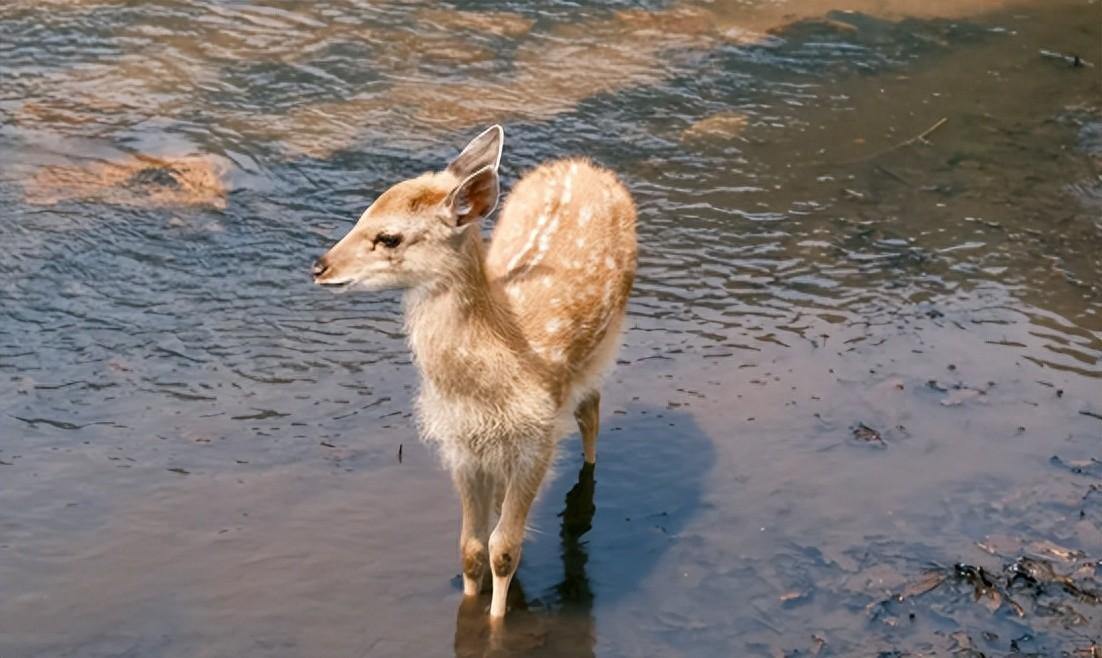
[454,406,714,658]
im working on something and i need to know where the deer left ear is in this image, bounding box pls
[445,164,499,228]
[447,125,503,181]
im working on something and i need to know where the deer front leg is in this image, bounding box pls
[488,448,552,618]
[454,467,494,597]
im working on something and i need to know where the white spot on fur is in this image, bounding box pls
[541,278,552,288]
[604,256,616,269]
[506,179,557,272]
[530,213,560,269]
[561,165,576,205]
[578,206,593,226]
[575,238,585,248]
[545,319,561,334]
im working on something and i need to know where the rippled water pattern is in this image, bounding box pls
[1,1,1099,657]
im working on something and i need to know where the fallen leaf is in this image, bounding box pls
[1027,539,1084,562]
[901,570,946,599]
[852,423,884,444]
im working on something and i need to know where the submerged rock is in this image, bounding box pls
[682,112,750,142]
[24,154,229,209]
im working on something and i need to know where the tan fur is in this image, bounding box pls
[313,126,637,618]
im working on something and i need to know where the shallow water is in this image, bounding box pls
[1,1,1100,656]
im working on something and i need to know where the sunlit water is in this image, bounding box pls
[1,1,1099,657]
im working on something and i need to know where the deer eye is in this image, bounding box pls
[375,233,402,249]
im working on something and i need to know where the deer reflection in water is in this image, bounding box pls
[454,463,598,658]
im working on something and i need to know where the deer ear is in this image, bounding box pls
[445,165,499,228]
[447,125,503,180]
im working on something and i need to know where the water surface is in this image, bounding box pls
[1,1,1100,656]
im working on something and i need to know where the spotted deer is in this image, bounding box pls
[312,126,637,618]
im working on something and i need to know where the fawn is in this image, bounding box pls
[312,126,637,618]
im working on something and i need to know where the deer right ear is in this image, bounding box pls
[444,165,499,228]
[447,125,503,180]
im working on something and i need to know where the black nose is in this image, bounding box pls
[313,256,329,278]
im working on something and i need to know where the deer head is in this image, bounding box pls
[312,125,503,291]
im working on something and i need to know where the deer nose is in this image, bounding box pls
[312,256,330,278]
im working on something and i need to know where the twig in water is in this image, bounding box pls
[846,117,948,164]
[875,164,911,185]
[911,117,949,144]
[1040,49,1094,68]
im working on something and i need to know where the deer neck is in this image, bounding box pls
[403,233,528,397]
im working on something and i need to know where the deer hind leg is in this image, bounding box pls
[454,466,494,597]
[488,447,552,618]
[574,391,601,465]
